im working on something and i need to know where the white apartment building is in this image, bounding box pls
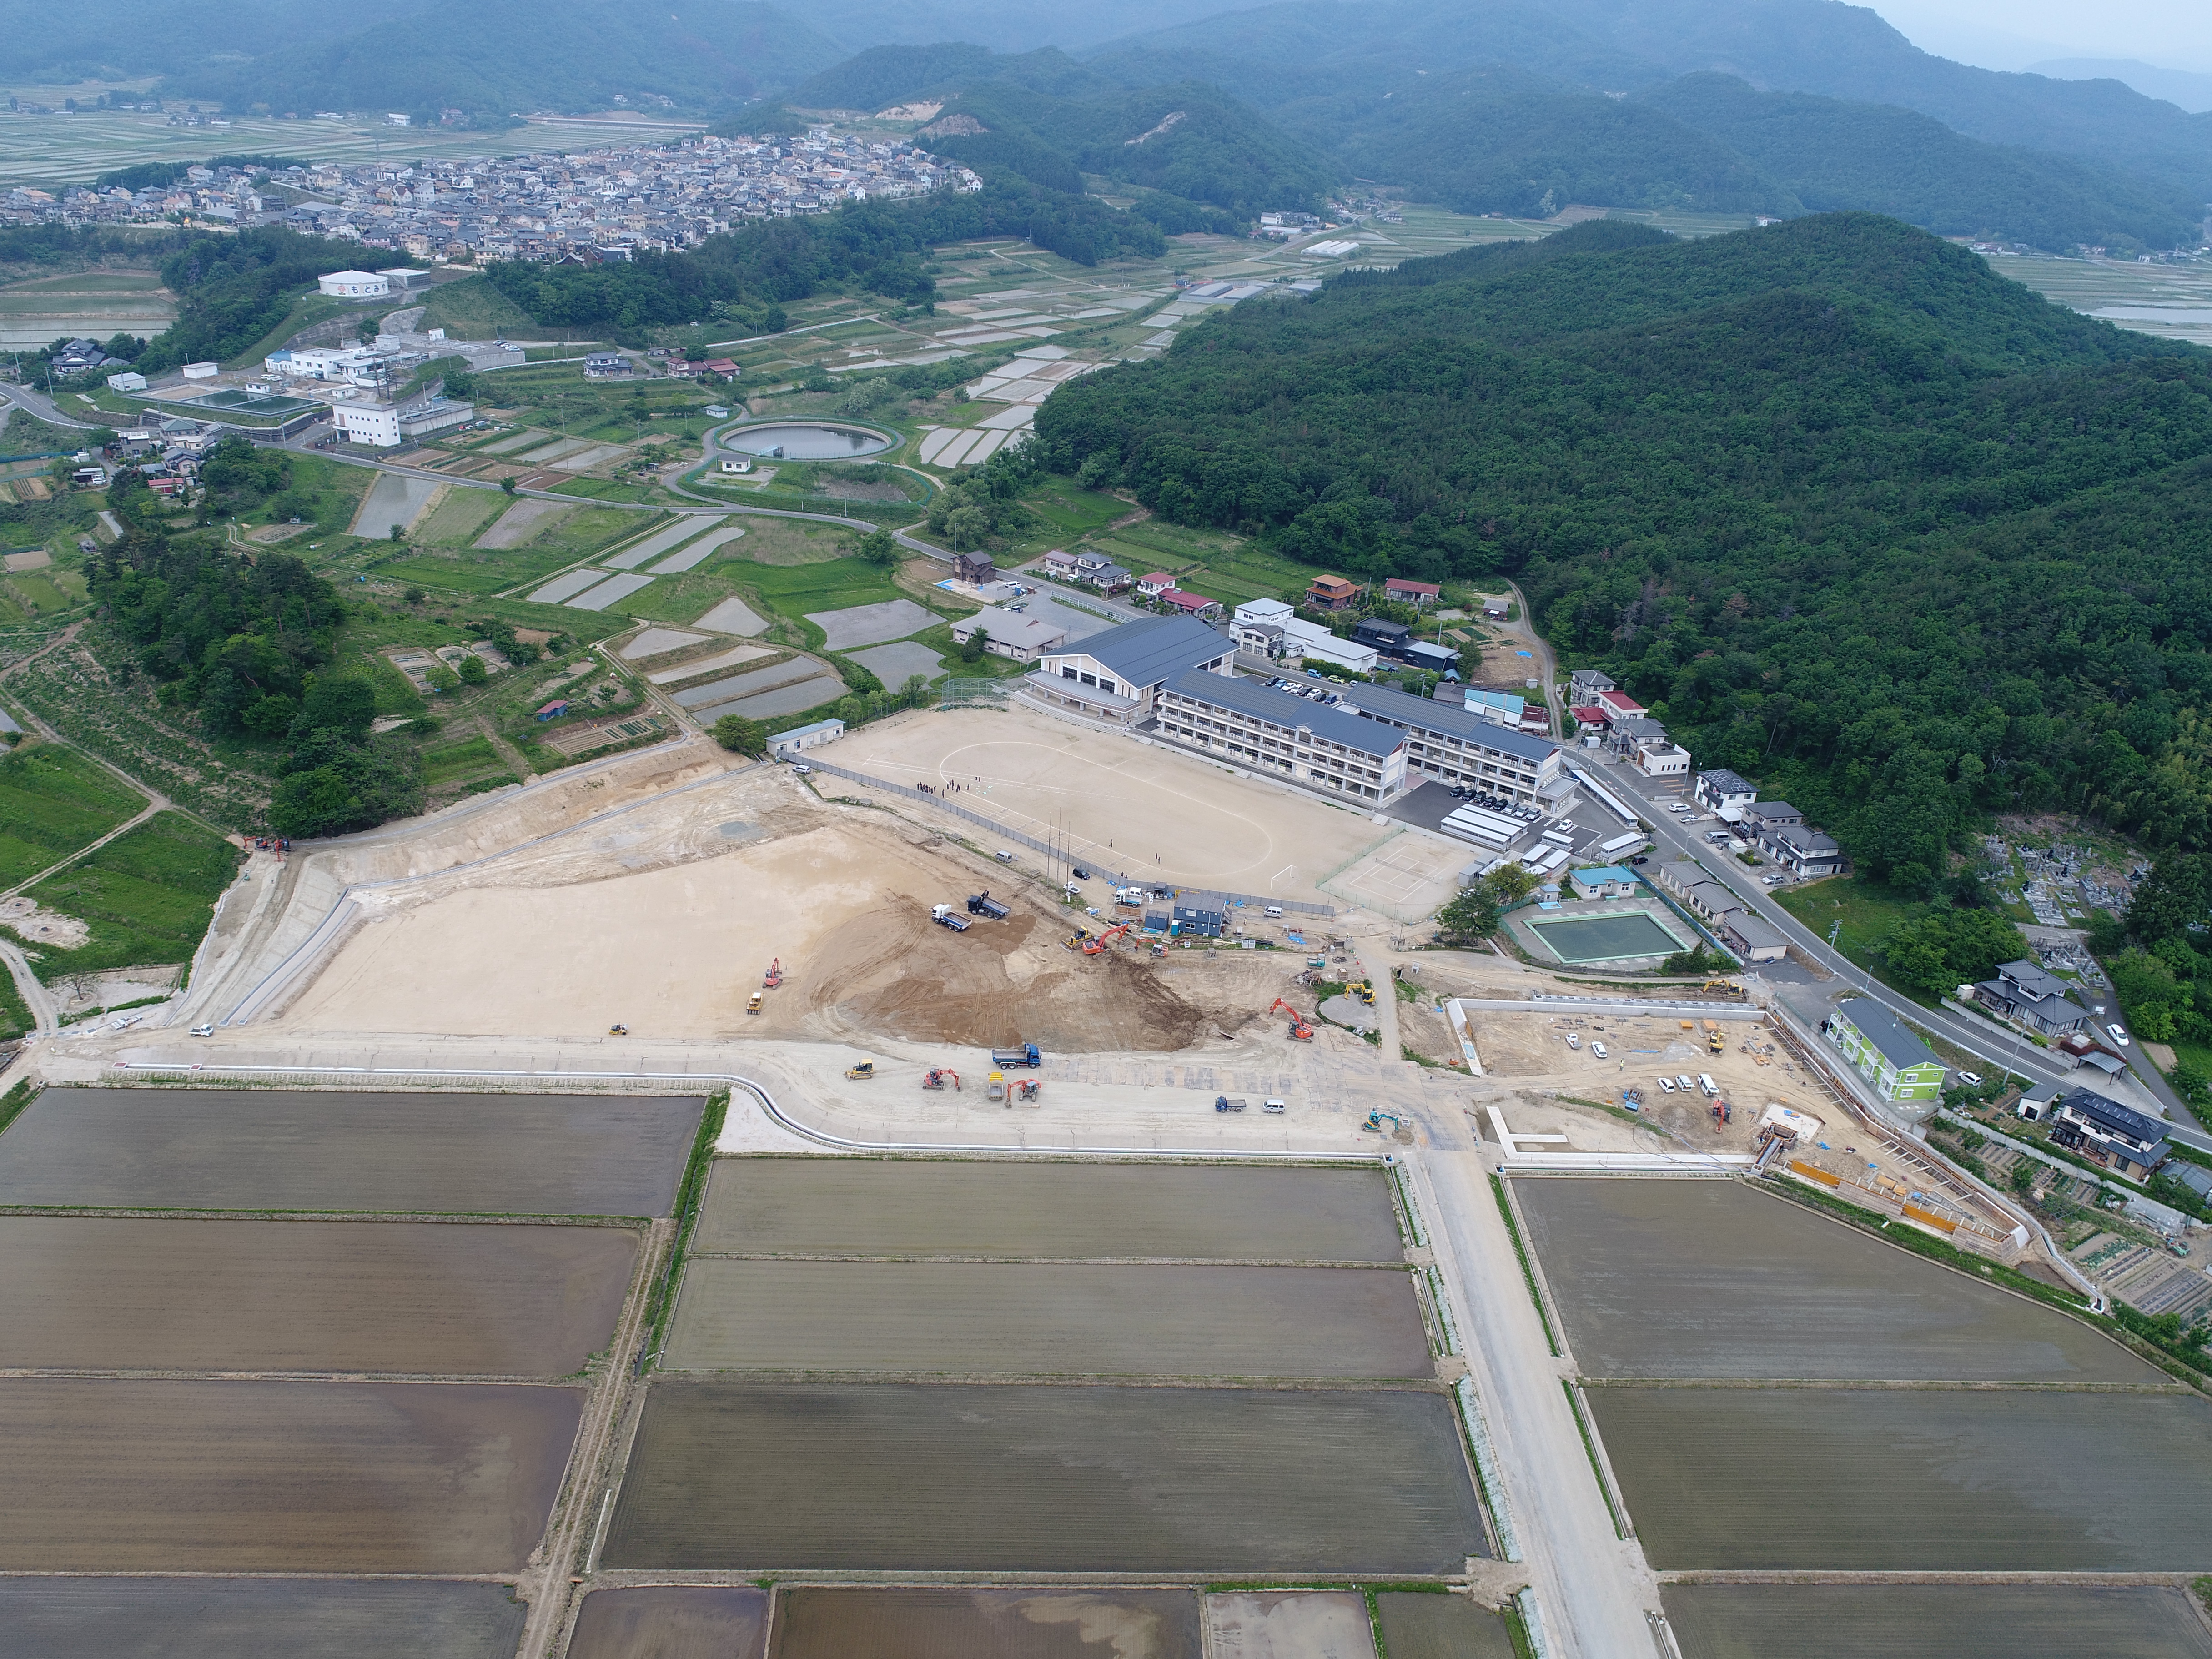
[1335,682,1563,804]
[1231,598,1378,675]
[1155,669,1409,804]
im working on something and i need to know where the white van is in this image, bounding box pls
[1698,1074,1719,1097]
[1263,905,1283,918]
[1658,1076,1677,1094]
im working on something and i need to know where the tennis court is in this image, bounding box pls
[1526,910,1687,964]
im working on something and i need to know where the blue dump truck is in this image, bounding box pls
[991,1043,1041,1068]
[967,892,1012,919]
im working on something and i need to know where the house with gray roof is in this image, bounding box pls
[2051,1087,2170,1181]
[1973,959,2095,1036]
[1760,821,1844,877]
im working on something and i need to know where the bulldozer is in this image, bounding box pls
[1269,998,1314,1041]
[608,1022,628,1036]
[845,1060,876,1080]
[763,957,784,989]
[1064,925,1093,951]
[922,1067,961,1091]
[746,991,764,1015]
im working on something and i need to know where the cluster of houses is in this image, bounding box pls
[1689,769,1845,880]
[1649,858,1790,963]
[3,130,971,261]
[1567,669,1695,779]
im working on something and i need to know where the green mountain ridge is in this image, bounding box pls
[164,0,846,121]
[1033,214,2212,878]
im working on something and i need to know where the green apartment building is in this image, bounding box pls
[1825,998,1948,1103]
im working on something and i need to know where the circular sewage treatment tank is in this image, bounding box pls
[723,422,894,460]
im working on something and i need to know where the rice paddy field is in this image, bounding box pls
[1592,1385,2212,1571]
[1662,1584,2212,1659]
[605,1380,1481,1574]
[1515,1179,2157,1383]
[0,1081,722,1650]
[0,1377,582,1572]
[695,1156,1405,1261]
[769,1588,1200,1659]
[664,1259,1431,1378]
[0,1088,703,1212]
[0,1216,638,1374]
[1519,1176,2212,1649]
[0,1579,532,1659]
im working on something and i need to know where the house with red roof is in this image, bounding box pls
[1159,588,1223,620]
[1136,571,1176,598]
[1384,578,1442,607]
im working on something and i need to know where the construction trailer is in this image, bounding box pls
[1172,901,1225,939]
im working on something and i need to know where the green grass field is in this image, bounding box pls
[0,743,145,887]
[419,734,512,789]
[1775,875,1933,999]
[419,275,556,341]
[23,809,238,984]
[413,488,508,547]
[0,954,32,1040]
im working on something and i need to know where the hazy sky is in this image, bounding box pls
[1868,0,2212,72]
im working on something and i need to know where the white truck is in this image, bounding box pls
[929,904,971,932]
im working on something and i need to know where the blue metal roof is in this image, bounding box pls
[1049,615,1230,688]
[1162,669,1404,759]
[1341,681,1559,763]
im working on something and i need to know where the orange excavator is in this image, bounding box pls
[1270,997,1314,1042]
[923,1067,961,1091]
[1081,923,1135,956]
[763,957,784,989]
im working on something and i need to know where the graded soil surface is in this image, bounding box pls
[277,810,1234,1051]
[1517,1178,2158,1383]
[604,1381,1484,1573]
[665,1260,1430,1378]
[696,1159,1404,1262]
[1661,1584,2212,1659]
[0,1379,582,1572]
[568,1587,768,1659]
[0,1577,530,1659]
[0,1217,638,1375]
[1372,1592,1518,1659]
[769,1588,1202,1659]
[1206,1591,1373,1659]
[0,1090,702,1215]
[1589,1386,2212,1570]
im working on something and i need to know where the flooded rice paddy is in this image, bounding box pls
[0,1089,703,1214]
[0,1217,637,1374]
[1589,1385,2212,1570]
[1516,1179,2156,1382]
[566,1587,768,1659]
[665,1259,1430,1377]
[0,1378,582,1572]
[1372,1591,1518,1659]
[770,1588,1202,1659]
[1662,1584,2212,1658]
[605,1381,1483,1573]
[0,1578,530,1659]
[696,1159,1405,1261]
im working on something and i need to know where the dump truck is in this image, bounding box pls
[987,1071,1007,1102]
[1115,885,1146,907]
[967,892,1011,920]
[1215,1095,1248,1112]
[930,904,972,932]
[991,1042,1042,1068]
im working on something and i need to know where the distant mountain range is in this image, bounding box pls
[4,0,2205,251]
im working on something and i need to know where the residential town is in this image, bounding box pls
[3,128,975,260]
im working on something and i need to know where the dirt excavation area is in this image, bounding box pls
[264,748,1275,1050]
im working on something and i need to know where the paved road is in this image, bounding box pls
[1414,1141,1667,1657]
[1590,754,2212,1149]
[0,382,102,431]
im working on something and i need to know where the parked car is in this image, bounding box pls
[189,1023,215,1037]
[1676,1074,1695,1092]
[1591,1041,1608,1060]
[1658,1076,1677,1093]
[2109,1023,2131,1047]
[1957,1071,1983,1086]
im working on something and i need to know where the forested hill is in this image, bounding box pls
[1035,215,2212,879]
